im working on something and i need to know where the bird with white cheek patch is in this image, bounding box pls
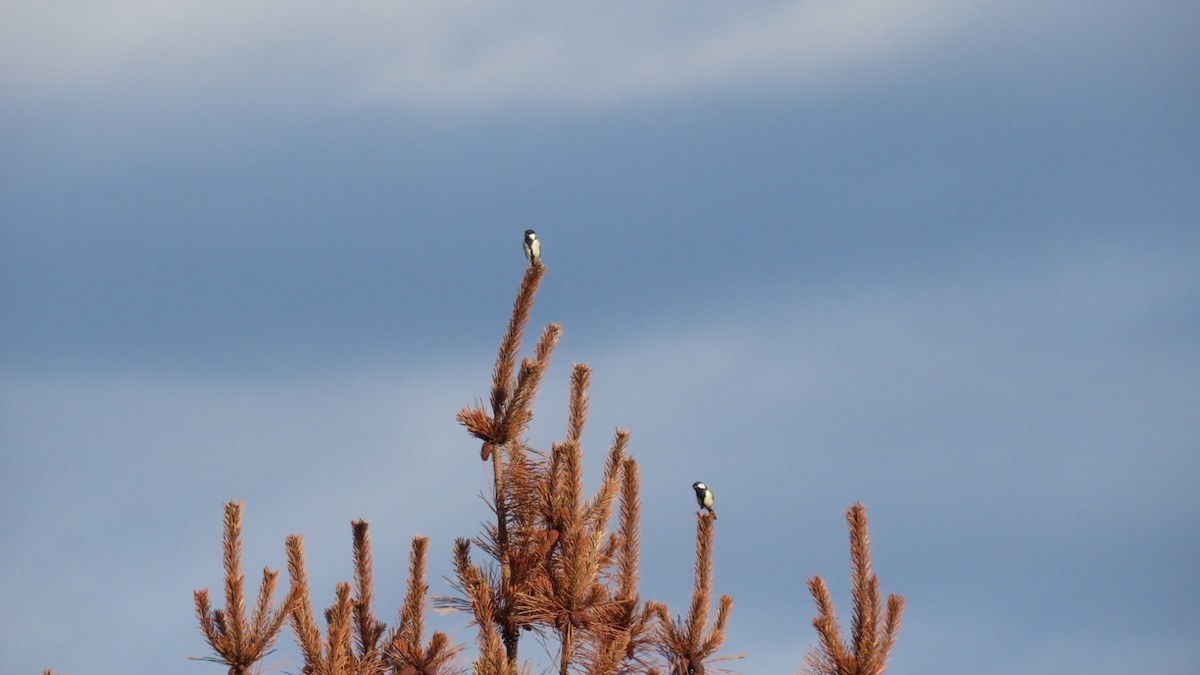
[523,229,541,266]
[692,481,716,519]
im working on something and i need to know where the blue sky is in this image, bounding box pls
[2,1,1197,673]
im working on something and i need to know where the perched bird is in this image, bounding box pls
[692,481,716,519]
[523,229,541,266]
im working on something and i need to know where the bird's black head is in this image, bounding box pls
[524,229,536,240]
[692,481,707,494]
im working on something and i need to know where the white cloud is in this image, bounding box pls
[0,0,993,114]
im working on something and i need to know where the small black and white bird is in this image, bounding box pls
[523,229,541,266]
[692,481,716,519]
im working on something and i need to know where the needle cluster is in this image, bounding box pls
[192,501,297,675]
[803,503,905,675]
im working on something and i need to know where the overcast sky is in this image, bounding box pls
[2,1,1198,673]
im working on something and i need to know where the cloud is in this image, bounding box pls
[0,0,990,114]
[344,0,984,112]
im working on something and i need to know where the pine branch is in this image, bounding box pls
[649,513,736,675]
[325,582,355,675]
[400,536,430,651]
[223,501,249,650]
[616,457,641,603]
[498,325,563,443]
[582,432,626,533]
[806,576,846,670]
[286,535,324,674]
[699,595,733,658]
[803,503,906,675]
[566,363,591,445]
[880,594,906,672]
[447,539,513,674]
[489,264,546,434]
[192,501,293,675]
[386,536,466,675]
[848,506,878,666]
[352,521,387,663]
[684,514,716,650]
